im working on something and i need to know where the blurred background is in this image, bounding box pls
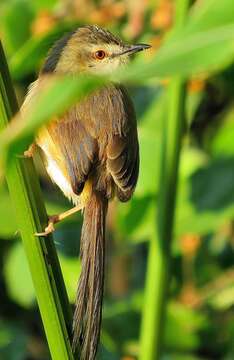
[0,0,234,359]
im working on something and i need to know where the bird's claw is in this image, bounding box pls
[24,143,36,158]
[35,215,59,237]
[24,149,33,158]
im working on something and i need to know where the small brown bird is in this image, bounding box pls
[22,25,150,359]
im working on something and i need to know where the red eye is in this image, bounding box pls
[95,50,106,60]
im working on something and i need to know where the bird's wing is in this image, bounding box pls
[22,79,96,197]
[106,86,139,201]
[49,114,97,195]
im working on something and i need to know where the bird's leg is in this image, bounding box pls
[35,204,83,236]
[24,143,36,158]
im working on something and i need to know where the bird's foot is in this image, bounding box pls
[24,143,36,158]
[34,204,83,236]
[35,215,59,237]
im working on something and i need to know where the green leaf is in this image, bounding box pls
[135,90,165,196]
[136,129,161,195]
[209,284,234,310]
[0,185,17,238]
[190,158,234,211]
[1,0,33,56]
[178,147,208,180]
[186,90,204,126]
[31,0,57,11]
[185,0,234,31]
[3,242,35,307]
[209,107,234,157]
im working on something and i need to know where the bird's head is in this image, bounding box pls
[41,25,151,75]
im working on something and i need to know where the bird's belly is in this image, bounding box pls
[37,131,93,207]
[37,127,81,204]
[45,150,92,206]
[46,155,77,202]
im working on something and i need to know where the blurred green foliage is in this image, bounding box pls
[0,0,234,359]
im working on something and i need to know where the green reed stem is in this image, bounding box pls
[139,0,191,358]
[0,42,74,360]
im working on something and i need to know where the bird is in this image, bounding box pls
[22,25,151,360]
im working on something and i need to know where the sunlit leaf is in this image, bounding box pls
[209,284,234,310]
[209,107,234,157]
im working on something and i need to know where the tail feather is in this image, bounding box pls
[72,192,107,359]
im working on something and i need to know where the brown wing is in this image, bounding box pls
[107,86,139,202]
[42,85,138,201]
[49,112,97,195]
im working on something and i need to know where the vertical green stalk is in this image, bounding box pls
[0,42,74,359]
[139,1,190,359]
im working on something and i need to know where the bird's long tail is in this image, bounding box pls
[72,191,108,360]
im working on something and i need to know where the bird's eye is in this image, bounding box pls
[94,50,106,60]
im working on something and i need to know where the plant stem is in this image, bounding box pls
[139,0,191,359]
[0,42,74,359]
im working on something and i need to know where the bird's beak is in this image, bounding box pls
[125,43,152,55]
[113,43,151,57]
